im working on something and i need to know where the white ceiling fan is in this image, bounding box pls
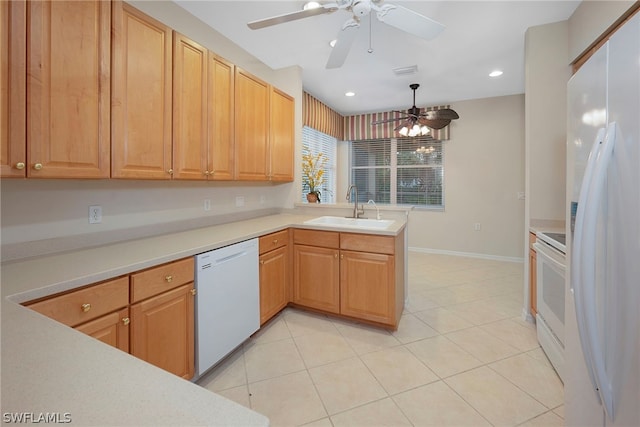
[247,0,446,69]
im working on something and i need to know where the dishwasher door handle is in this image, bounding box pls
[213,251,248,266]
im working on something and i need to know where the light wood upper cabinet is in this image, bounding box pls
[111,1,172,179]
[235,68,269,181]
[269,87,294,182]
[27,0,111,178]
[207,53,235,180]
[173,32,208,180]
[0,0,26,178]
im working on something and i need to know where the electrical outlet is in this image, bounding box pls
[89,205,102,224]
[474,222,481,231]
[203,199,211,211]
[235,196,245,207]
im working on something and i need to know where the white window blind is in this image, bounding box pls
[350,136,444,208]
[302,126,337,203]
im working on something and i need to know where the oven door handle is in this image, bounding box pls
[577,123,617,419]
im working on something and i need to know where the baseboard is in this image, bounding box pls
[408,246,524,263]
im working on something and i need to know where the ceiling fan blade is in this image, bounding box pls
[371,116,409,125]
[418,118,451,130]
[422,108,459,120]
[326,20,359,69]
[247,4,338,30]
[378,5,445,41]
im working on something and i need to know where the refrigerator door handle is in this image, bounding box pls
[577,122,617,419]
[572,127,606,406]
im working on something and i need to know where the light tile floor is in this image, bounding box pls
[197,252,564,427]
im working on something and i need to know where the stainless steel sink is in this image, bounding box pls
[303,216,395,230]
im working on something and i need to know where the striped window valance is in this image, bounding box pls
[344,106,452,141]
[303,92,344,140]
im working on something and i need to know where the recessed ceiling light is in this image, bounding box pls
[345,91,355,97]
[489,70,503,77]
[303,2,321,10]
[329,39,337,48]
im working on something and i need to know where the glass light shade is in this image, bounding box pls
[399,126,409,136]
[420,125,430,135]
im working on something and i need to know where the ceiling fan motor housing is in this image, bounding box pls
[352,1,372,17]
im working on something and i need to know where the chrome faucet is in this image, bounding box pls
[367,200,381,220]
[346,185,365,218]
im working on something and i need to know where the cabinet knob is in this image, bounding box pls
[273,239,278,245]
[121,317,130,326]
[167,169,173,175]
[204,171,210,176]
[81,303,91,313]
[165,275,173,283]
[334,253,338,259]
[190,288,197,296]
[33,163,43,171]
[260,260,265,265]
[340,254,344,260]
[15,162,25,170]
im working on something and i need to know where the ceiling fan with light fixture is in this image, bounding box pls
[247,0,445,69]
[371,83,460,136]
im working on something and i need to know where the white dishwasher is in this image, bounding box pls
[195,238,259,377]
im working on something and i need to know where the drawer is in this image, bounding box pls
[340,233,395,255]
[26,276,129,327]
[293,229,339,248]
[131,257,194,303]
[529,232,537,249]
[259,229,289,255]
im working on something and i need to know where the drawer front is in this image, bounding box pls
[131,257,194,303]
[340,233,395,255]
[259,229,289,255]
[27,276,129,327]
[293,229,339,248]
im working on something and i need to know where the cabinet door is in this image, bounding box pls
[207,53,234,180]
[235,68,269,181]
[0,0,26,178]
[340,250,395,325]
[269,88,294,182]
[27,0,110,178]
[293,244,340,314]
[260,245,289,325]
[111,1,172,179]
[75,307,130,352]
[173,32,207,180]
[131,283,195,380]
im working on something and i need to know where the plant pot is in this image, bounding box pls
[306,192,319,203]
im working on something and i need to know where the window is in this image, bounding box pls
[302,126,337,203]
[350,136,444,208]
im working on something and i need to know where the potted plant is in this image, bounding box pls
[302,146,328,203]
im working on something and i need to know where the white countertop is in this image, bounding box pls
[1,213,406,426]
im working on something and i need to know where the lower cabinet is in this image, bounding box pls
[24,257,195,380]
[130,283,195,380]
[75,307,130,352]
[259,245,289,324]
[529,232,537,317]
[292,229,403,328]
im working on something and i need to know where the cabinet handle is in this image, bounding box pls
[81,303,91,313]
[260,260,265,265]
[204,171,210,176]
[190,288,197,296]
[273,239,278,245]
[165,275,173,283]
[167,169,173,175]
[340,254,344,260]
[121,317,130,326]
[33,163,43,171]
[15,162,25,170]
[334,253,338,259]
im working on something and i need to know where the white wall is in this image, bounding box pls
[568,1,636,62]
[407,94,525,259]
[0,1,303,252]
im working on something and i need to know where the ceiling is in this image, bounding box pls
[173,0,580,116]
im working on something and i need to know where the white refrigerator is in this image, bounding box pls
[565,12,639,427]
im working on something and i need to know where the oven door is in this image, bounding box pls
[534,240,566,344]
